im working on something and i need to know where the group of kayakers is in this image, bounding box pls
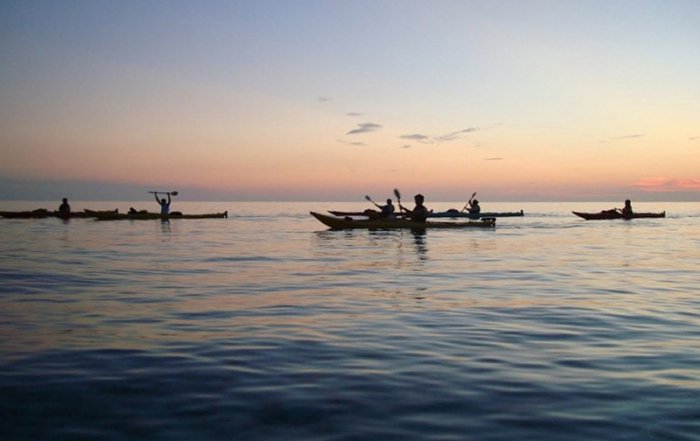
[54,193,635,224]
[365,193,636,223]
[367,193,481,223]
[57,192,174,218]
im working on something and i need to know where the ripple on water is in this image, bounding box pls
[1,202,700,440]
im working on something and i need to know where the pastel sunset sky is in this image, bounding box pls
[1,0,698,201]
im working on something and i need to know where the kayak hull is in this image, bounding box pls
[95,211,228,221]
[328,209,383,218]
[428,210,523,219]
[572,210,665,220]
[311,211,495,229]
[328,209,523,219]
[1,209,118,219]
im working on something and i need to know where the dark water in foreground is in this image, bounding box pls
[1,201,699,441]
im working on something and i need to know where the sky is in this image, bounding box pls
[1,0,699,201]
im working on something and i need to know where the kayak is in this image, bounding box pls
[328,209,523,219]
[328,209,383,218]
[0,209,119,219]
[94,211,228,221]
[311,211,495,229]
[572,210,665,220]
[428,209,524,219]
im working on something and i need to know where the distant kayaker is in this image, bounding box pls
[400,194,430,223]
[58,198,71,216]
[618,199,633,218]
[467,199,481,215]
[371,198,395,218]
[154,192,172,217]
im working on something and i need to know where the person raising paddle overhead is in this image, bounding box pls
[154,192,172,217]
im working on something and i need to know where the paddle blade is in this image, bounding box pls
[170,191,179,196]
[365,195,372,201]
[393,188,401,200]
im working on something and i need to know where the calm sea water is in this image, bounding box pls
[1,201,699,441]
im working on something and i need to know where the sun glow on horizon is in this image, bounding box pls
[1,1,698,201]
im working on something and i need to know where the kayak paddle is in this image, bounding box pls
[394,188,403,212]
[149,191,179,196]
[461,192,477,212]
[365,195,380,208]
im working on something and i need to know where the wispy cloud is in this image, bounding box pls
[347,112,364,117]
[600,134,644,144]
[690,136,698,141]
[400,134,430,142]
[484,157,504,161]
[634,177,700,192]
[337,139,366,146]
[611,134,644,140]
[400,144,412,149]
[400,127,480,144]
[435,127,480,142]
[347,122,382,135]
[317,96,332,102]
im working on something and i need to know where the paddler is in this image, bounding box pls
[370,198,395,218]
[58,197,71,216]
[467,199,481,215]
[618,199,633,218]
[154,192,172,218]
[399,194,430,223]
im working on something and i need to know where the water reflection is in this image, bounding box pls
[410,229,428,258]
[314,229,429,253]
[312,228,430,270]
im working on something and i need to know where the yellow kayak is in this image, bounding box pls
[310,211,495,229]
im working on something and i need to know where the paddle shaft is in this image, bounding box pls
[365,195,381,208]
[461,192,477,212]
[394,188,403,212]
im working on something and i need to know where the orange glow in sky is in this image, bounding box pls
[1,1,698,201]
